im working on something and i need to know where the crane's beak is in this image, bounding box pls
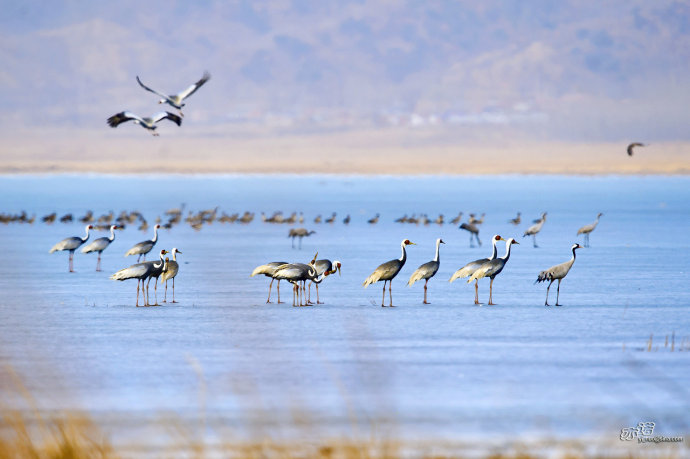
[177,250,183,254]
[512,240,520,245]
[337,265,341,276]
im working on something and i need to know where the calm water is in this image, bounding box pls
[0,175,688,445]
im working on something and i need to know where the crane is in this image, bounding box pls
[535,243,582,306]
[80,224,121,271]
[363,239,415,307]
[49,224,93,272]
[468,238,519,305]
[449,235,504,304]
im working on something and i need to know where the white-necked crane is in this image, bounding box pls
[251,261,289,303]
[273,260,322,307]
[468,238,519,305]
[125,224,161,262]
[576,213,602,247]
[449,235,504,304]
[107,111,181,136]
[136,71,211,117]
[535,243,582,306]
[407,238,445,304]
[110,249,167,306]
[80,224,121,271]
[49,224,93,272]
[523,212,547,247]
[161,247,182,303]
[308,258,342,304]
[363,239,415,307]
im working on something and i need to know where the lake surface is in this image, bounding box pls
[0,174,688,448]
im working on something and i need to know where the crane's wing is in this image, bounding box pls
[136,76,170,100]
[107,111,144,128]
[627,142,644,156]
[178,72,211,100]
[151,112,182,126]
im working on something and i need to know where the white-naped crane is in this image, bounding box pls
[535,244,582,306]
[459,222,481,247]
[49,224,93,272]
[449,235,504,304]
[468,238,519,305]
[523,212,547,247]
[273,256,323,307]
[407,238,445,304]
[161,247,181,303]
[136,71,211,117]
[627,142,645,156]
[80,224,121,271]
[125,224,161,262]
[576,213,602,247]
[107,111,182,136]
[363,239,415,307]
[250,261,289,304]
[308,258,342,304]
[110,249,167,306]
[288,227,315,249]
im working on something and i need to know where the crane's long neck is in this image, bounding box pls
[399,242,407,264]
[151,226,158,243]
[433,240,441,262]
[172,250,177,261]
[490,239,499,260]
[571,246,578,262]
[501,242,513,262]
[108,226,116,242]
[154,252,165,269]
[82,226,91,242]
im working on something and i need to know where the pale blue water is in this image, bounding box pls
[0,175,688,445]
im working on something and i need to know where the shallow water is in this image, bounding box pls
[0,174,688,444]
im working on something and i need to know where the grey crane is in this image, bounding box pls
[308,259,342,304]
[509,212,521,225]
[250,261,289,303]
[576,213,602,247]
[368,213,380,224]
[468,238,519,305]
[125,224,161,261]
[535,244,582,306]
[363,239,416,307]
[407,238,445,304]
[288,228,315,249]
[273,259,322,306]
[627,142,645,156]
[449,235,505,304]
[80,224,121,271]
[449,212,463,225]
[161,247,182,303]
[107,111,182,136]
[469,213,485,225]
[523,212,547,247]
[49,224,93,272]
[110,249,167,306]
[136,71,211,116]
[459,222,481,247]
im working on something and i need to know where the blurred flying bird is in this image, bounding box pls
[627,142,645,156]
[136,72,211,116]
[107,111,182,136]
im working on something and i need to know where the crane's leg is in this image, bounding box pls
[96,252,102,272]
[469,234,474,248]
[586,233,590,248]
[307,282,313,304]
[137,254,141,262]
[136,280,141,307]
[555,279,562,306]
[154,278,159,305]
[474,279,480,305]
[69,251,74,272]
[277,280,283,304]
[171,278,176,303]
[545,280,553,306]
[533,235,538,248]
[317,283,323,304]
[389,281,394,307]
[146,278,152,306]
[266,278,274,303]
[423,279,429,304]
[163,280,168,303]
[382,281,386,307]
[476,234,482,247]
[488,278,495,305]
[291,237,295,249]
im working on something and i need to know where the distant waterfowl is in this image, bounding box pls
[368,213,380,224]
[325,213,337,224]
[576,213,602,247]
[468,238,519,305]
[363,239,415,307]
[449,235,504,304]
[111,249,167,306]
[136,71,211,116]
[288,228,315,249]
[449,212,463,225]
[125,224,161,261]
[342,215,350,225]
[49,224,93,272]
[509,212,521,225]
[81,224,120,271]
[251,261,289,304]
[107,111,182,136]
[536,244,582,306]
[161,248,181,303]
[523,212,547,248]
[407,238,445,304]
[395,214,408,223]
[459,222,481,247]
[60,213,73,223]
[469,213,485,225]
[309,259,342,304]
[434,214,444,225]
[42,213,56,224]
[627,142,645,156]
[314,215,322,224]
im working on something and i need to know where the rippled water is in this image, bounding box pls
[0,174,688,444]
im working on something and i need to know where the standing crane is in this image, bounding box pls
[523,212,547,247]
[535,244,582,306]
[407,238,445,304]
[110,249,167,306]
[125,224,161,261]
[161,248,182,303]
[288,228,315,249]
[251,261,289,303]
[309,259,342,304]
[81,224,121,271]
[273,259,322,306]
[363,239,415,307]
[449,235,504,304]
[508,212,521,225]
[468,238,519,305]
[49,224,93,272]
[459,222,481,247]
[576,213,602,247]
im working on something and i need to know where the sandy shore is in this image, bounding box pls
[1,127,687,175]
